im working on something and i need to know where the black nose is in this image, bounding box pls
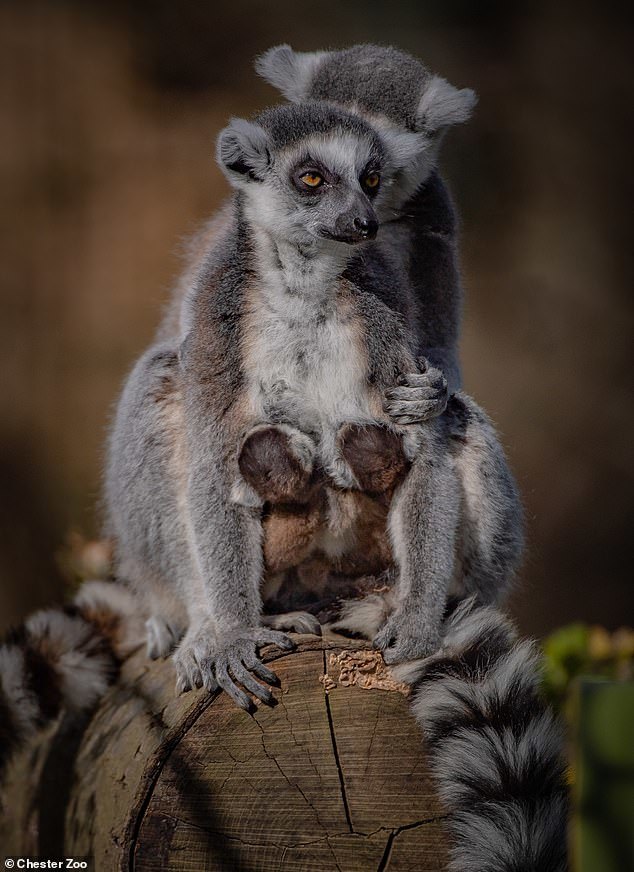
[353,216,378,240]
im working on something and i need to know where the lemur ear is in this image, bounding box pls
[254,44,326,102]
[216,118,271,184]
[416,76,477,133]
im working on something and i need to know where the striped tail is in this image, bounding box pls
[394,600,569,872]
[0,580,141,784]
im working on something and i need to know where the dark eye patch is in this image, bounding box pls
[290,156,339,194]
[360,160,382,197]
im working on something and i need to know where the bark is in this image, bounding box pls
[1,638,447,871]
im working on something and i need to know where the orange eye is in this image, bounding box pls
[364,172,380,190]
[300,172,323,188]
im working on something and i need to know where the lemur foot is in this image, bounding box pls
[263,611,322,636]
[373,605,441,665]
[146,615,184,659]
[212,628,295,711]
[173,624,295,711]
[383,358,448,425]
[238,423,317,504]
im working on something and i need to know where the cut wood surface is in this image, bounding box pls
[1,637,447,871]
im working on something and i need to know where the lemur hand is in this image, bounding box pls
[373,603,441,664]
[173,623,295,711]
[383,358,448,425]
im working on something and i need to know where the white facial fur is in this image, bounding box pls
[218,120,429,248]
[242,132,384,246]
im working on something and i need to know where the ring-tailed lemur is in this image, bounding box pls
[254,43,476,395]
[0,60,565,869]
[1,93,523,710]
[101,100,521,706]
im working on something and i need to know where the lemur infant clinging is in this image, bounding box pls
[105,91,522,709]
[254,45,473,395]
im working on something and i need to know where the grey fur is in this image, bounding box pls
[103,97,523,703]
[0,580,141,783]
[393,600,569,871]
[255,44,476,134]
[0,49,527,786]
[255,44,479,393]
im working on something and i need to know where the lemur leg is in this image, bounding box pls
[174,350,304,708]
[368,392,523,662]
[105,345,193,662]
[108,343,295,708]
[373,421,462,662]
[447,393,524,606]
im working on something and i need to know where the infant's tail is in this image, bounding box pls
[394,600,569,872]
[0,581,140,783]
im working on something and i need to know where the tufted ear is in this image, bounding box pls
[416,76,477,133]
[216,118,271,185]
[254,44,327,102]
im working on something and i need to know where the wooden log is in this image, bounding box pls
[1,638,448,871]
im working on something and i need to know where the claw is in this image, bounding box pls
[235,667,275,705]
[216,662,254,712]
[175,674,190,695]
[173,625,292,710]
[247,659,281,687]
[261,630,295,651]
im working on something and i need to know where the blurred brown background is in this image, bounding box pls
[1,0,632,637]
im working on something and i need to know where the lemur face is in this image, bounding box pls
[217,103,426,245]
[254,46,477,208]
[272,130,383,245]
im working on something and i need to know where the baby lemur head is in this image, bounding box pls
[217,102,425,247]
[255,44,477,205]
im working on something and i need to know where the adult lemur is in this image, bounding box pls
[0,47,566,870]
[103,93,523,702]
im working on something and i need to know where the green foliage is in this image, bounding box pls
[542,624,634,870]
[572,679,634,872]
[542,623,634,708]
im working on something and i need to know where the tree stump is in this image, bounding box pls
[1,637,448,871]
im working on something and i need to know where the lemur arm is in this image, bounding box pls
[382,172,463,424]
[375,394,523,662]
[171,337,294,711]
[407,170,463,395]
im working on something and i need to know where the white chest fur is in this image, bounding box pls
[243,288,381,492]
[244,292,375,429]
[239,233,386,491]
[242,234,380,436]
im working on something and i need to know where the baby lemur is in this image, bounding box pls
[105,88,522,708]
